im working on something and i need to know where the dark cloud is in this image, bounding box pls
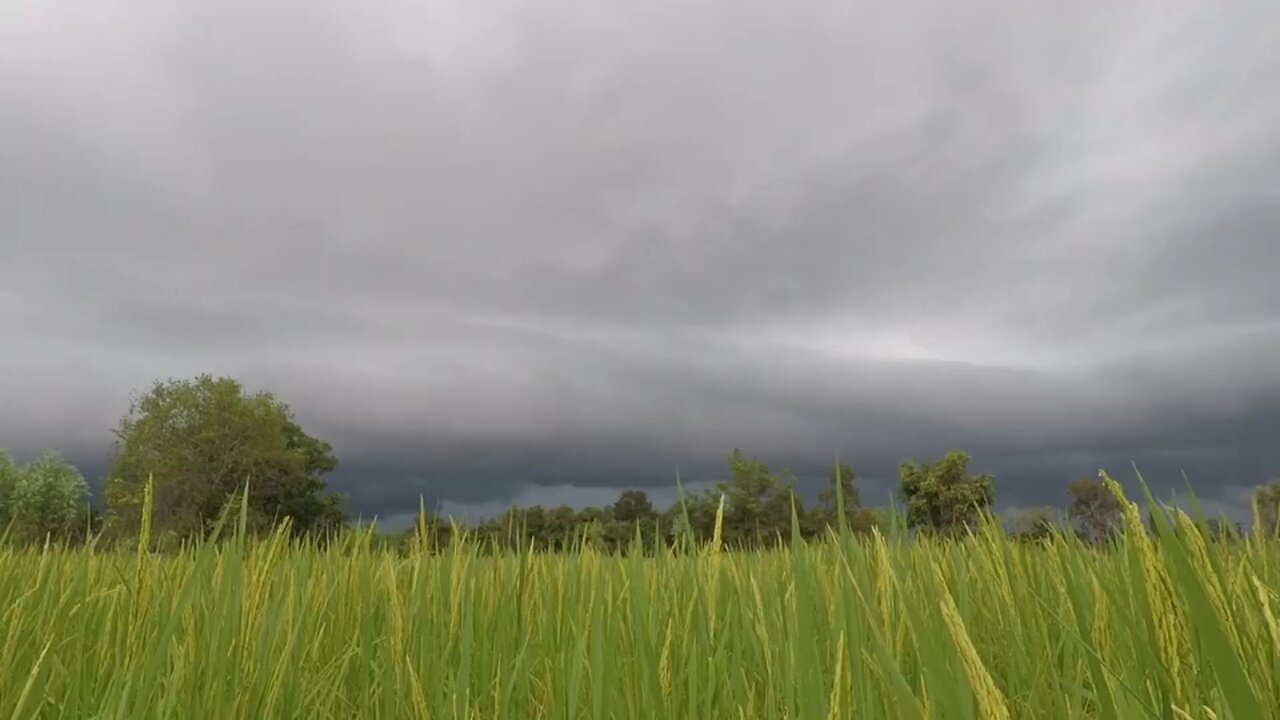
[3,1,1279,523]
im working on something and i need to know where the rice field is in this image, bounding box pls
[2,473,1280,719]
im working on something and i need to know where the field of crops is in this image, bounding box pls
[2,475,1279,719]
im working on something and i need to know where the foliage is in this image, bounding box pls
[715,449,805,547]
[104,374,346,541]
[6,451,90,545]
[611,489,656,525]
[815,463,854,519]
[898,449,995,535]
[1067,476,1125,545]
[1006,506,1061,542]
[664,491,720,547]
[0,449,17,531]
[604,489,659,549]
[3,476,1280,718]
[1256,480,1280,540]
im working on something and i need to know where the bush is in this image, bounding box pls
[7,451,89,545]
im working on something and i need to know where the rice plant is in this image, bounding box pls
[1,473,1278,718]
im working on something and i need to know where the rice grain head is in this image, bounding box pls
[1102,471,1190,699]
[936,563,1011,720]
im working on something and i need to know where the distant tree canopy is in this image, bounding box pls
[611,489,656,525]
[1255,480,1280,539]
[7,372,1280,554]
[104,374,347,542]
[714,449,802,547]
[898,449,994,535]
[0,449,91,544]
[1067,476,1125,544]
[808,462,882,536]
[1008,507,1061,542]
[0,450,17,531]
[471,451,874,554]
[816,463,858,518]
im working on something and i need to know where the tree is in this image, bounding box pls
[717,449,802,547]
[545,505,578,550]
[898,449,994,536]
[606,489,659,552]
[0,450,18,533]
[573,506,612,551]
[664,491,720,548]
[815,462,865,533]
[8,451,90,544]
[1067,477,1124,545]
[104,374,347,540]
[1254,480,1280,539]
[407,508,455,554]
[1008,507,1060,542]
[611,489,656,525]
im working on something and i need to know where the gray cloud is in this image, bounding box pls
[3,0,1279,520]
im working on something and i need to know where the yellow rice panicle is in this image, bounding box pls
[1101,471,1191,700]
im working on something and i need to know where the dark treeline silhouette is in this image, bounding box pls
[2,374,1278,552]
[386,456,1262,556]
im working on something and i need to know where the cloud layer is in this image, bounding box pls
[3,0,1279,520]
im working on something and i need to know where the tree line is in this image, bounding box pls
[2,373,1279,551]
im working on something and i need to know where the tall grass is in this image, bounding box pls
[2,472,1279,718]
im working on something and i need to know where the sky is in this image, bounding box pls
[3,0,1279,528]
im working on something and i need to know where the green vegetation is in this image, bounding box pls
[3,374,1272,554]
[898,450,994,537]
[1258,481,1280,539]
[0,448,95,545]
[2,474,1280,718]
[3,373,1280,717]
[103,374,347,546]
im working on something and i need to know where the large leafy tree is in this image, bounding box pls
[611,489,656,526]
[898,449,994,535]
[104,374,347,540]
[716,449,803,547]
[7,451,90,544]
[1067,476,1124,545]
[605,489,659,551]
[664,491,720,547]
[545,505,579,550]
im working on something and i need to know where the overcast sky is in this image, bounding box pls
[3,0,1278,525]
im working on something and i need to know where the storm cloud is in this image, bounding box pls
[3,0,1279,522]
